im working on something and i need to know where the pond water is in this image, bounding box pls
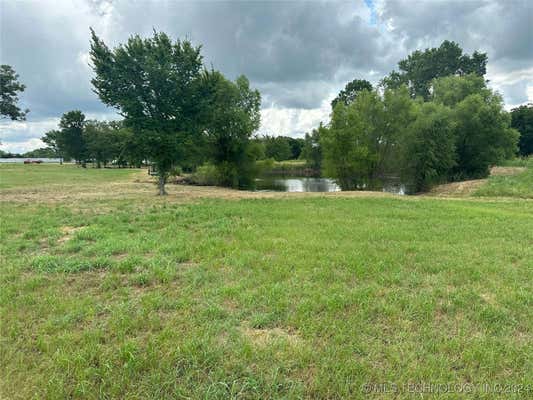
[255,177,407,194]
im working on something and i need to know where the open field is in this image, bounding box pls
[1,164,532,399]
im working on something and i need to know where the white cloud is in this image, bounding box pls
[0,118,58,153]
[259,99,331,137]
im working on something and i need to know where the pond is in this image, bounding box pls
[255,177,408,194]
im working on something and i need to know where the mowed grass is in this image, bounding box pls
[1,166,532,399]
[0,164,138,189]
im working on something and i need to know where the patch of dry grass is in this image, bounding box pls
[240,323,302,347]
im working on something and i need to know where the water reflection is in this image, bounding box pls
[255,177,340,192]
[255,177,407,194]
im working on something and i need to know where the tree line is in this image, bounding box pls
[2,38,532,194]
[40,112,142,167]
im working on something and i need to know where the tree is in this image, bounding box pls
[263,135,293,161]
[59,110,87,165]
[432,75,519,178]
[42,129,66,163]
[321,90,385,190]
[510,104,533,156]
[0,65,29,120]
[452,95,518,178]
[301,126,322,170]
[331,79,373,108]
[401,102,456,192]
[83,120,116,168]
[378,85,416,175]
[201,72,261,188]
[90,29,204,195]
[287,137,305,159]
[382,40,487,99]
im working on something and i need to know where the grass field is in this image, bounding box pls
[1,164,532,399]
[0,164,138,189]
[474,158,533,199]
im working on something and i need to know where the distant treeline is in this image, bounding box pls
[0,148,58,159]
[40,114,146,168]
[36,116,309,169]
[251,135,304,161]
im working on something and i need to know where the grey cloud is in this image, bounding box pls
[0,1,110,120]
[378,0,533,65]
[109,0,391,107]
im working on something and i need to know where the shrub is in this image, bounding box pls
[189,163,220,186]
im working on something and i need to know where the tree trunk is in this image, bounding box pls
[158,175,167,196]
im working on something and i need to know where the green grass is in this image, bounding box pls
[1,165,532,399]
[0,164,138,189]
[475,158,533,199]
[497,156,533,167]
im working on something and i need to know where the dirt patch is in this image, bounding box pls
[112,252,128,261]
[480,292,498,306]
[222,299,239,312]
[58,226,84,244]
[240,323,301,346]
[490,166,526,176]
[428,179,487,197]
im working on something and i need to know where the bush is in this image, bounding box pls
[189,163,220,186]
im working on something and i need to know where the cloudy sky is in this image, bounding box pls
[1,0,532,153]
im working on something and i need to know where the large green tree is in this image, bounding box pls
[432,74,519,178]
[0,64,28,120]
[322,90,383,190]
[90,29,204,195]
[201,72,261,188]
[322,86,415,190]
[382,40,487,99]
[59,110,87,165]
[510,104,533,156]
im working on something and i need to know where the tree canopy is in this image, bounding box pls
[381,40,487,99]
[200,71,261,188]
[511,104,533,156]
[321,74,518,192]
[432,74,518,178]
[0,64,29,120]
[90,29,205,194]
[90,29,261,193]
[58,110,87,164]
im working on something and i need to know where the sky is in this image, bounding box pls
[0,0,532,153]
